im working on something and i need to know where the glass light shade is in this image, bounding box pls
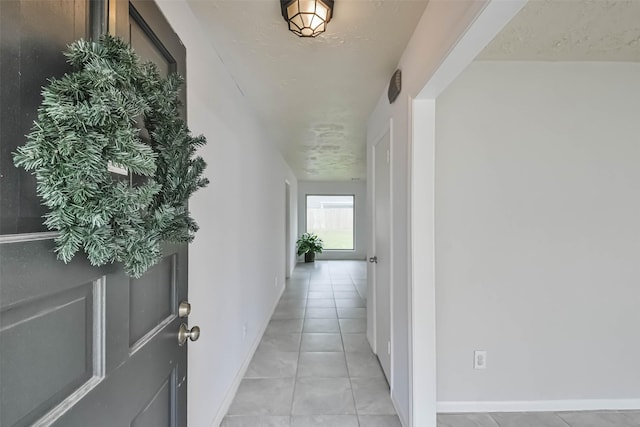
[281,0,334,38]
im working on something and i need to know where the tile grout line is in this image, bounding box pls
[230,262,385,426]
[488,413,503,427]
[334,276,363,427]
[555,412,574,427]
[287,273,309,425]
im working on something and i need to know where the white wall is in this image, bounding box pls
[435,61,640,407]
[365,1,488,424]
[297,180,367,260]
[156,3,298,426]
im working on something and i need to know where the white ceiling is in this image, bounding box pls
[187,0,428,181]
[479,0,640,62]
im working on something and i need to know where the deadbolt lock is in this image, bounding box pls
[178,301,191,318]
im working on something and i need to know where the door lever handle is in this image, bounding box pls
[369,256,378,264]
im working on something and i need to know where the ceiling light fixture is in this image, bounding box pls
[280,0,334,38]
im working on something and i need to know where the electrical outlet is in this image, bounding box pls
[474,350,487,369]
[242,323,247,341]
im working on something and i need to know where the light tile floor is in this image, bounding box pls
[438,411,640,427]
[223,261,402,427]
[224,261,640,427]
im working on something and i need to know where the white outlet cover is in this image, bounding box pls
[474,350,487,369]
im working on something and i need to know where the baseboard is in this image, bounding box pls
[391,391,410,427]
[209,284,286,427]
[437,399,640,414]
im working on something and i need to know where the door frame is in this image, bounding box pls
[285,180,292,279]
[409,1,527,425]
[368,119,394,387]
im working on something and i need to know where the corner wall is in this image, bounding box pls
[365,1,488,424]
[435,61,640,408]
[297,180,367,261]
[156,2,298,426]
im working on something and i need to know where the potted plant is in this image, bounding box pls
[296,232,324,263]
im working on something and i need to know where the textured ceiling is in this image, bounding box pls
[479,0,640,61]
[186,0,428,180]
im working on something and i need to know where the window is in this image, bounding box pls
[306,195,354,250]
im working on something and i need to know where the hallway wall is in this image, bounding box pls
[365,1,489,424]
[156,2,298,427]
[297,180,367,261]
[435,61,640,408]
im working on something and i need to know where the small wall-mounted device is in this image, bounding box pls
[388,69,402,104]
[474,350,487,369]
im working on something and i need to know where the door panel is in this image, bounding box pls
[374,130,392,382]
[0,238,109,427]
[129,255,175,348]
[0,0,86,235]
[0,1,190,426]
[51,312,183,426]
[131,375,173,427]
[1,281,95,427]
[130,17,171,77]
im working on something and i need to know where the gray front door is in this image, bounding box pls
[0,1,191,426]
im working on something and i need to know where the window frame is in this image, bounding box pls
[305,194,356,251]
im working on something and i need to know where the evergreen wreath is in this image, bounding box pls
[14,35,209,277]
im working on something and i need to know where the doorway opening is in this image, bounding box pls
[285,181,292,279]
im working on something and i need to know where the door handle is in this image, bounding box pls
[369,256,378,264]
[178,323,200,346]
[178,301,191,318]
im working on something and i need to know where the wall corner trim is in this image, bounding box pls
[437,399,640,414]
[392,389,410,427]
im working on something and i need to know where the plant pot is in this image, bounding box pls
[304,252,315,263]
